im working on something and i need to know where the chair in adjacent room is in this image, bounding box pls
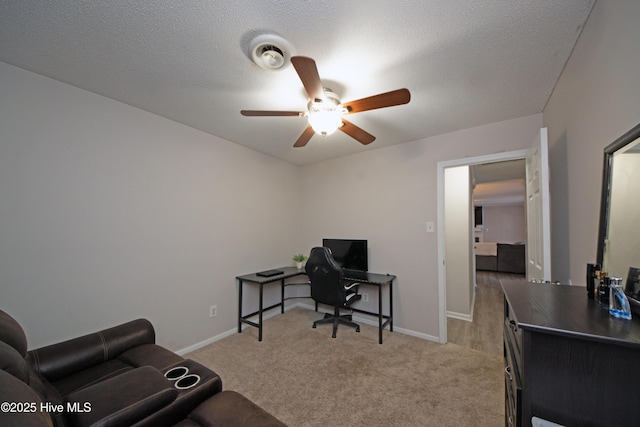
[306,246,362,338]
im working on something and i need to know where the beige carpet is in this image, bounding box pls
[187,307,504,426]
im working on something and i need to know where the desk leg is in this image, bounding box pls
[238,279,243,333]
[389,279,394,332]
[378,283,383,344]
[281,278,285,313]
[258,283,264,341]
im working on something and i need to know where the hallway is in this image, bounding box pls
[447,271,525,355]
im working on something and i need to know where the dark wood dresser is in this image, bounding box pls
[501,280,640,427]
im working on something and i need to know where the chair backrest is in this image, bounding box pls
[305,247,347,307]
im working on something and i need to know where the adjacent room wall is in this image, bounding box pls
[543,0,640,285]
[298,114,542,339]
[0,62,301,350]
[482,205,526,243]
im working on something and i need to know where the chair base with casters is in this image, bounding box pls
[313,306,361,338]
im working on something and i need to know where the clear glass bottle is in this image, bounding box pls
[609,277,632,320]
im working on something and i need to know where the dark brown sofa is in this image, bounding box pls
[0,309,286,427]
[476,242,525,274]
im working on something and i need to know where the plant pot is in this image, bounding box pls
[296,262,303,270]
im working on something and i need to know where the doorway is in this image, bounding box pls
[451,160,527,354]
[436,149,528,344]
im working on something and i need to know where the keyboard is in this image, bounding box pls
[256,269,284,277]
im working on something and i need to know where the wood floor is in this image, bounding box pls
[447,271,526,356]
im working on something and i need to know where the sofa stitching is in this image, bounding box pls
[30,350,40,374]
[97,331,108,361]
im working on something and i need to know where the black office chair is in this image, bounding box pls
[306,246,362,338]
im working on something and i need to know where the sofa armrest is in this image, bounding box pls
[65,366,177,427]
[27,319,155,381]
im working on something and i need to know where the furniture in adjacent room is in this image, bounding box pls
[306,246,362,338]
[476,242,525,274]
[501,280,640,427]
[236,266,314,341]
[0,309,286,427]
[237,266,396,344]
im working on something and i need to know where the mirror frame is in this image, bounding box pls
[596,122,640,266]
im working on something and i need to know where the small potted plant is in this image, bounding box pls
[293,253,308,270]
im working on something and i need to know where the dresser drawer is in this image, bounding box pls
[504,324,522,427]
[504,299,522,357]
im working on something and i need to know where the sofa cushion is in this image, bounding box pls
[65,366,178,427]
[0,369,53,427]
[0,309,28,356]
[0,340,30,383]
[51,358,133,398]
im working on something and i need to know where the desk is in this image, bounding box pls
[236,267,395,344]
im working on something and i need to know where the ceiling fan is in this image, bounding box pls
[241,56,411,148]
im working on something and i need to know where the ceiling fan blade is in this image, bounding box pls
[291,56,325,101]
[343,88,411,114]
[293,125,315,148]
[339,119,376,145]
[241,110,303,117]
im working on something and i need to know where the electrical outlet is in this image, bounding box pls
[362,293,369,302]
[209,305,217,317]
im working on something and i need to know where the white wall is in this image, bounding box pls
[543,0,640,285]
[483,205,526,243]
[298,114,542,339]
[444,166,473,318]
[0,62,301,350]
[0,62,545,346]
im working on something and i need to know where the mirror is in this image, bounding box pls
[597,123,640,279]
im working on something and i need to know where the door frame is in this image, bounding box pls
[437,149,529,343]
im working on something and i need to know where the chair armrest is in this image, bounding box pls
[27,319,155,381]
[343,282,360,291]
[65,366,177,427]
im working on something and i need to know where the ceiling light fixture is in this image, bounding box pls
[249,34,294,71]
[258,45,284,69]
[307,102,344,136]
[307,89,346,136]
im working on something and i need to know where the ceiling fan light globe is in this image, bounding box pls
[308,108,342,136]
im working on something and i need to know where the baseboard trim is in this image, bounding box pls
[446,289,476,323]
[446,311,472,322]
[176,304,302,355]
[176,302,441,354]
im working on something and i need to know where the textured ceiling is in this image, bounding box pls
[0,1,595,165]
[472,159,525,184]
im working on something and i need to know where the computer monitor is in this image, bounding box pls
[322,238,368,272]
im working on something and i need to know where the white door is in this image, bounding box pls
[525,128,552,281]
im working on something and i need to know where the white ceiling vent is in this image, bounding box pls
[249,34,294,71]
